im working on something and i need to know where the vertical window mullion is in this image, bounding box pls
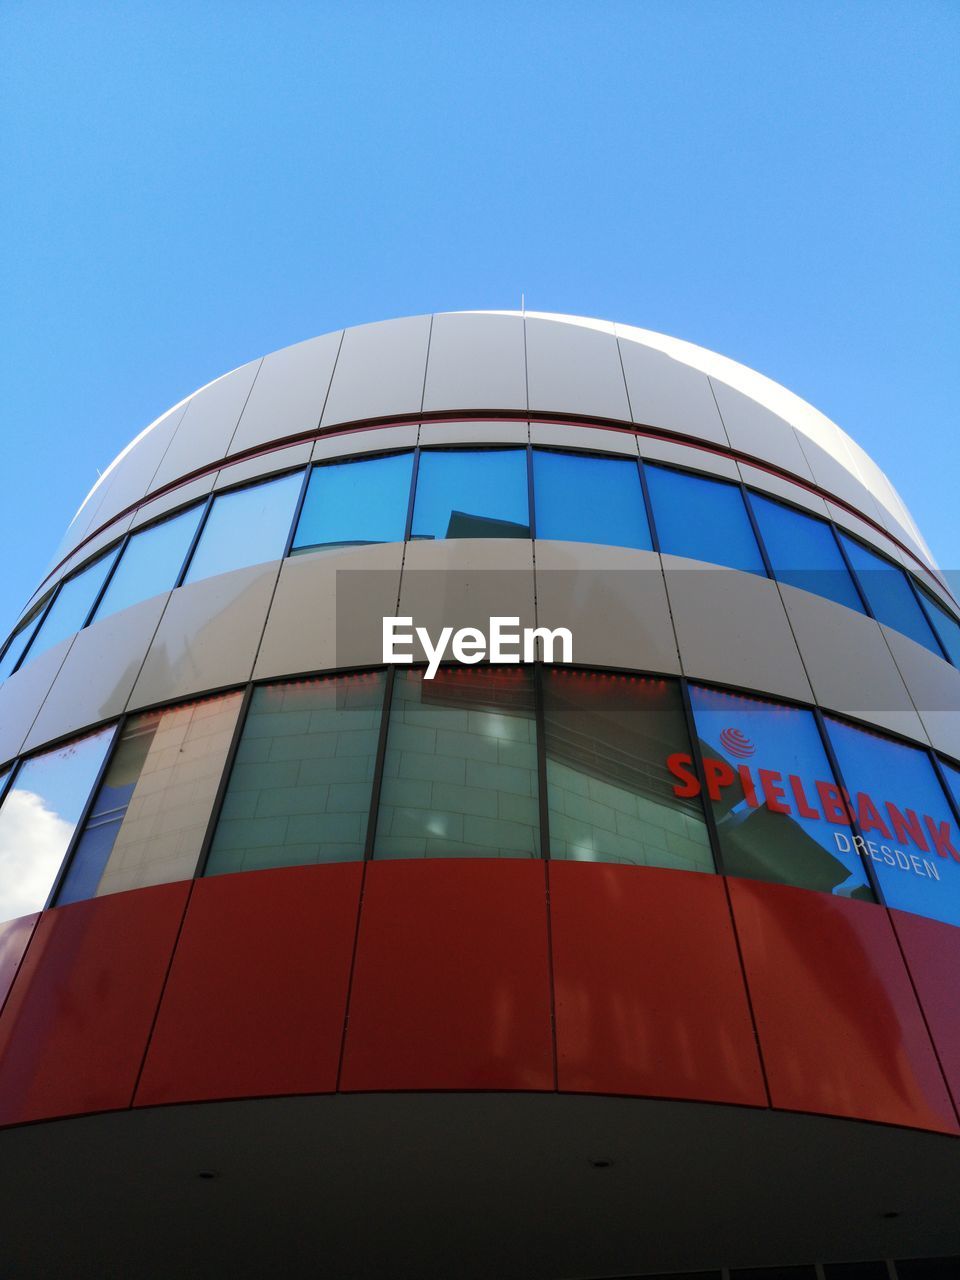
[282,467,313,560]
[403,447,421,543]
[812,706,885,907]
[47,716,126,908]
[175,492,215,588]
[906,573,951,664]
[740,485,775,582]
[830,519,874,618]
[636,457,661,553]
[364,665,396,860]
[10,585,62,676]
[533,661,550,859]
[193,683,256,878]
[677,678,725,876]
[83,538,129,629]
[526,443,537,542]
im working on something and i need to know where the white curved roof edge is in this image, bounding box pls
[70,311,934,570]
[471,310,933,567]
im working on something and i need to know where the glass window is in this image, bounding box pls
[183,471,303,583]
[688,685,874,899]
[24,549,121,665]
[0,727,116,923]
[411,449,530,540]
[749,493,864,612]
[374,667,539,858]
[291,452,414,553]
[918,590,960,667]
[826,717,960,926]
[57,692,244,903]
[532,450,652,551]
[92,505,205,622]
[839,535,941,654]
[543,670,711,871]
[645,465,766,575]
[206,674,385,875]
[0,593,54,681]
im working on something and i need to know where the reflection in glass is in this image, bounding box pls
[0,594,53,681]
[0,727,115,923]
[533,450,652,551]
[689,685,874,899]
[375,667,539,858]
[544,670,711,870]
[839,535,941,654]
[411,450,530,540]
[183,471,303,583]
[206,675,384,874]
[58,692,244,902]
[826,717,960,926]
[24,550,121,665]
[918,591,960,667]
[292,452,414,553]
[645,465,766,575]
[749,494,863,612]
[93,505,205,622]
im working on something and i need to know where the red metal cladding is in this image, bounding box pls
[0,883,189,1127]
[550,863,767,1106]
[340,859,554,1092]
[0,914,38,1017]
[889,909,960,1116]
[136,864,363,1106]
[728,879,959,1134]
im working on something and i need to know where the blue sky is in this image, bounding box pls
[1,1,957,630]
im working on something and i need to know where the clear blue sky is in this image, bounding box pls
[2,1,957,631]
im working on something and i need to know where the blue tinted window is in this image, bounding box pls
[826,717,960,926]
[645,465,766,575]
[411,449,530,540]
[749,493,863,612]
[533,450,652,550]
[292,452,413,553]
[918,591,960,667]
[839,535,941,654]
[183,471,303,583]
[689,685,873,898]
[0,594,53,681]
[942,760,960,818]
[0,727,116,923]
[25,549,120,664]
[93,505,205,622]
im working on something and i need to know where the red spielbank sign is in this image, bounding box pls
[667,732,958,884]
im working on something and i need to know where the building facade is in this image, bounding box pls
[0,311,958,1278]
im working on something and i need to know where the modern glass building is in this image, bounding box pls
[0,311,958,1278]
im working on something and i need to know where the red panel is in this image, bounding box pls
[340,859,553,1092]
[728,879,958,1133]
[550,863,766,1105]
[0,883,189,1127]
[0,914,38,1016]
[891,909,960,1115]
[136,864,363,1105]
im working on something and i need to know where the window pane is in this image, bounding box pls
[411,449,530,540]
[0,726,116,923]
[206,673,384,875]
[93,505,204,621]
[25,550,120,664]
[183,471,303,583]
[839,535,941,654]
[533,450,652,550]
[292,452,414,553]
[919,591,960,667]
[0,594,53,681]
[374,667,539,858]
[750,493,863,612]
[544,670,711,871]
[689,685,874,898]
[826,717,960,926]
[645,465,766,575]
[57,692,244,903]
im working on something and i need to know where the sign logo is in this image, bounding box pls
[719,727,755,759]
[382,616,573,679]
